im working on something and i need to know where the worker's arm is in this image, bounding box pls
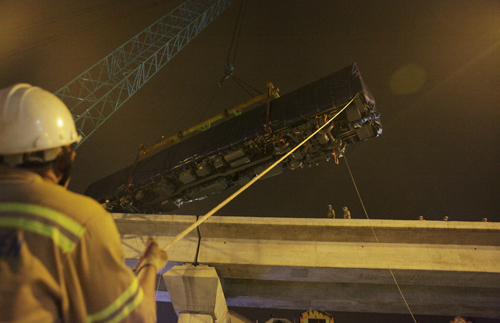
[67,209,167,323]
[136,265,159,314]
[134,238,168,320]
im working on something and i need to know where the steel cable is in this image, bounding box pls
[344,155,418,323]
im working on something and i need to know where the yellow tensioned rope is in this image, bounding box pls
[161,95,359,251]
[343,155,418,323]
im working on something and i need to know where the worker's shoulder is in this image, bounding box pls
[36,183,112,227]
[58,188,111,225]
[0,169,112,226]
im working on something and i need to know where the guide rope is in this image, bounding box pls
[343,155,418,323]
[161,95,359,251]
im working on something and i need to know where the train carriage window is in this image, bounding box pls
[308,319,327,323]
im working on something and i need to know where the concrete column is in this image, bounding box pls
[163,264,231,323]
[178,313,213,323]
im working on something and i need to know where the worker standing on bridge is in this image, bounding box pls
[327,205,335,218]
[0,84,167,323]
[343,206,351,219]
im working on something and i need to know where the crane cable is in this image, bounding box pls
[226,0,245,66]
[219,0,261,99]
[161,95,358,251]
[232,75,263,96]
[343,155,418,323]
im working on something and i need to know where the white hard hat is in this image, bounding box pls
[0,84,81,163]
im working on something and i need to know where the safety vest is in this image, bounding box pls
[0,202,85,253]
[0,202,145,323]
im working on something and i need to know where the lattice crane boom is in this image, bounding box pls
[54,0,235,147]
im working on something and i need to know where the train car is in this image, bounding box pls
[85,63,382,213]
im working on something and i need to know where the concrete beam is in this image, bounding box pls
[114,214,500,318]
[115,214,500,245]
[221,278,500,318]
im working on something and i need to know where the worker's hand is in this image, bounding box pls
[133,238,168,274]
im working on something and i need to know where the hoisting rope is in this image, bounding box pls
[343,155,418,323]
[197,85,221,123]
[232,75,263,97]
[124,145,145,198]
[161,95,358,251]
[226,0,245,67]
[218,0,245,87]
[265,82,274,134]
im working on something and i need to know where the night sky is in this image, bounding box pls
[1,0,499,322]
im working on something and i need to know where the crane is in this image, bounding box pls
[54,0,235,148]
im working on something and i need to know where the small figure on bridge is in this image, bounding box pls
[327,205,335,218]
[343,206,351,219]
[443,216,449,221]
[450,316,471,323]
[483,218,488,222]
[419,216,425,221]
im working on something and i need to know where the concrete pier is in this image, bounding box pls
[163,264,230,323]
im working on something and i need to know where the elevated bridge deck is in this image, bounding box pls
[114,214,500,318]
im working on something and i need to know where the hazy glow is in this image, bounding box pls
[390,64,426,95]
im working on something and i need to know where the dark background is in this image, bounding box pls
[1,0,499,322]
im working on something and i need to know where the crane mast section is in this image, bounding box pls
[55,0,235,147]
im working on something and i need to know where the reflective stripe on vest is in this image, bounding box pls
[87,277,144,323]
[0,203,85,253]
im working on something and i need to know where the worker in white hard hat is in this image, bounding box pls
[0,84,167,323]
